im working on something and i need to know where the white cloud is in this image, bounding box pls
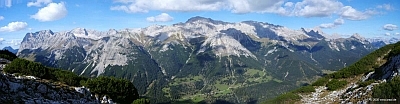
[146,13,174,22]
[292,0,343,17]
[112,0,135,4]
[110,0,386,20]
[110,3,148,13]
[333,18,344,25]
[284,2,293,7]
[7,39,22,46]
[111,0,225,13]
[111,0,287,14]
[0,39,22,46]
[385,32,391,36]
[319,23,335,29]
[0,38,4,43]
[0,22,28,32]
[5,0,12,7]
[319,18,344,29]
[31,2,67,22]
[27,0,52,7]
[229,0,287,14]
[377,4,394,11]
[340,6,377,20]
[383,24,398,31]
[0,16,4,20]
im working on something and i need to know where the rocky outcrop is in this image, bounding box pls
[0,73,98,104]
[300,54,400,103]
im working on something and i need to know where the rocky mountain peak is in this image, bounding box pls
[37,29,54,35]
[70,28,88,35]
[350,33,364,40]
[301,28,325,39]
[68,28,106,40]
[350,33,369,44]
[185,16,226,24]
[107,29,118,35]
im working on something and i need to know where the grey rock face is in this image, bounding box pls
[0,73,99,104]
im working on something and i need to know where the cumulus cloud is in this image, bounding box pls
[383,24,398,31]
[111,0,225,13]
[340,6,377,20]
[31,2,67,22]
[319,23,335,29]
[292,0,343,17]
[396,33,400,35]
[3,0,12,7]
[0,39,22,46]
[377,4,394,11]
[385,32,391,36]
[7,39,22,46]
[27,0,52,7]
[110,0,388,20]
[146,13,174,22]
[0,16,4,20]
[0,22,28,32]
[319,18,344,29]
[229,0,287,14]
[0,38,4,44]
[111,0,288,14]
[284,2,293,7]
[334,18,344,25]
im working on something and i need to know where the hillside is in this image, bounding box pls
[0,50,144,104]
[17,17,375,103]
[267,42,400,104]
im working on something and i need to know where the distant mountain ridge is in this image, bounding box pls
[17,16,377,103]
[2,46,18,54]
[368,37,400,48]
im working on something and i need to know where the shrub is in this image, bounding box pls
[357,80,375,87]
[292,85,315,93]
[84,76,139,104]
[3,58,53,79]
[264,92,301,104]
[312,77,329,86]
[132,98,150,104]
[373,76,400,99]
[53,69,87,86]
[326,79,347,91]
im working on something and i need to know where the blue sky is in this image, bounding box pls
[0,0,399,49]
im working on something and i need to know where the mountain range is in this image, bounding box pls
[16,16,379,103]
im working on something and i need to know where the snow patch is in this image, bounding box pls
[264,47,277,56]
[351,45,356,50]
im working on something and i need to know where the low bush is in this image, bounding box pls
[326,79,347,91]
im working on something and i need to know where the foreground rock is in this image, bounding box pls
[0,73,98,104]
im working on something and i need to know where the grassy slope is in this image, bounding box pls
[264,42,400,104]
